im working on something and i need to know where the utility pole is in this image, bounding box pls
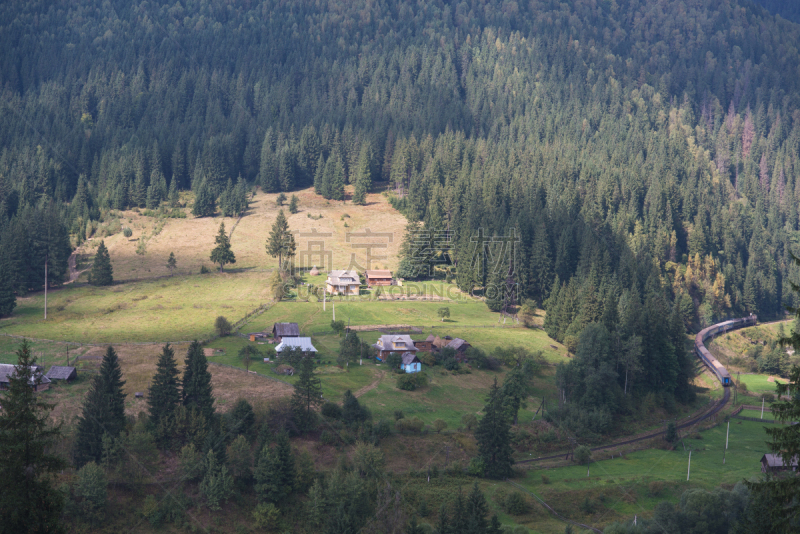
[723,420,730,465]
[44,260,48,320]
[761,397,765,420]
[687,450,692,481]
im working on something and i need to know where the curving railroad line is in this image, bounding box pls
[517,316,756,464]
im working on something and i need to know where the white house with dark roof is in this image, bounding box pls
[400,352,422,373]
[326,270,360,296]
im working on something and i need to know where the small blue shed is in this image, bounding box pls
[401,352,422,374]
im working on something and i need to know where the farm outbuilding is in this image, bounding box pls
[275,337,317,355]
[414,335,435,352]
[761,454,798,474]
[0,363,51,392]
[365,269,393,287]
[401,352,422,373]
[46,366,78,382]
[272,322,300,342]
[432,336,471,362]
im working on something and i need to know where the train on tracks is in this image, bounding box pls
[694,315,757,386]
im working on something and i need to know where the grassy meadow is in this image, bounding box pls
[511,418,772,532]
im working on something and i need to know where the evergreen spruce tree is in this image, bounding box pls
[88,240,113,286]
[289,194,299,214]
[487,514,502,534]
[182,341,215,422]
[465,481,489,534]
[351,144,372,205]
[406,516,425,534]
[167,252,177,275]
[148,343,181,448]
[74,346,127,467]
[330,155,345,200]
[210,222,236,272]
[266,209,296,270]
[0,341,65,533]
[192,178,216,217]
[254,433,296,503]
[434,503,451,534]
[291,356,323,433]
[313,154,325,195]
[0,264,17,316]
[167,175,179,207]
[200,449,233,510]
[474,378,514,479]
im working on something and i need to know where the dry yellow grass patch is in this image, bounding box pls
[80,186,407,280]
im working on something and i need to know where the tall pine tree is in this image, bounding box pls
[474,378,514,479]
[265,209,296,271]
[254,432,296,503]
[148,343,181,448]
[74,346,127,467]
[0,341,65,533]
[290,356,323,433]
[210,222,236,272]
[88,241,113,286]
[182,341,215,422]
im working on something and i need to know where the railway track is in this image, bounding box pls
[517,316,756,464]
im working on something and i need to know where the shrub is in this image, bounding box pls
[321,402,342,419]
[418,352,436,367]
[579,497,595,514]
[665,421,677,442]
[320,430,338,445]
[396,372,426,391]
[394,410,404,420]
[442,356,460,371]
[433,419,447,433]
[504,492,529,515]
[573,445,591,465]
[648,481,665,497]
[123,227,133,238]
[385,352,403,371]
[461,413,477,431]
[395,417,424,433]
[214,316,232,336]
[200,265,210,274]
[540,474,550,484]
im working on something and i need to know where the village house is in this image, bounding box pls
[414,335,435,352]
[272,322,300,342]
[365,269,393,287]
[0,363,51,392]
[275,337,318,356]
[432,336,471,362]
[401,352,422,373]
[46,365,78,382]
[761,453,799,474]
[326,270,360,296]
[374,334,418,361]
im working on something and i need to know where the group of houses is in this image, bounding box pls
[0,363,77,392]
[372,333,471,373]
[324,269,396,296]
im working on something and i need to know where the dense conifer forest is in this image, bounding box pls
[3,0,800,425]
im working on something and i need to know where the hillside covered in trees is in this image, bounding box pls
[4,0,800,420]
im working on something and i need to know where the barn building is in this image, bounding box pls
[365,270,393,287]
[761,454,798,474]
[46,366,78,382]
[0,363,51,392]
[272,322,300,342]
[275,337,318,356]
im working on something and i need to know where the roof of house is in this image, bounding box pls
[365,270,393,278]
[426,334,435,342]
[327,270,359,285]
[0,363,51,386]
[275,337,317,352]
[46,366,77,380]
[375,335,417,352]
[273,322,300,337]
[401,352,421,365]
[761,454,799,468]
[446,338,469,351]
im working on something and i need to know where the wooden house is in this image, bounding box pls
[46,366,78,382]
[272,322,300,342]
[401,352,422,373]
[414,335,435,352]
[365,269,393,287]
[432,336,471,362]
[326,270,360,296]
[0,363,51,392]
[374,335,418,360]
[761,453,798,474]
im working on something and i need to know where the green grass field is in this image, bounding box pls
[738,409,776,420]
[513,419,771,531]
[737,373,785,395]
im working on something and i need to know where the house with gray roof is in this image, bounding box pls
[326,270,360,296]
[761,453,798,474]
[401,352,422,373]
[272,322,300,341]
[0,363,51,392]
[374,335,418,360]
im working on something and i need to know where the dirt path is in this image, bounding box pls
[354,370,385,398]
